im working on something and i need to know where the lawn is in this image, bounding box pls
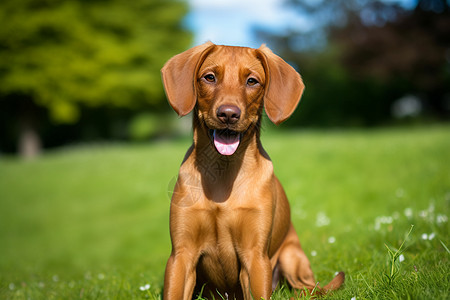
[0,125,449,299]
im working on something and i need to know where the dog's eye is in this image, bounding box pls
[247,78,258,86]
[204,74,216,82]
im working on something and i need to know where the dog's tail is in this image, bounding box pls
[323,271,345,291]
[293,272,345,299]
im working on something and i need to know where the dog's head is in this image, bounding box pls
[161,42,304,155]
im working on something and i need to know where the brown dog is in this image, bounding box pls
[161,42,344,300]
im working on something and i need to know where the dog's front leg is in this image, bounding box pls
[240,254,272,300]
[163,251,197,300]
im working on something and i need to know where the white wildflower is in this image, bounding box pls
[436,214,448,224]
[374,222,380,231]
[328,236,336,244]
[316,212,330,227]
[399,254,405,262]
[383,216,393,224]
[374,215,393,230]
[422,232,435,240]
[404,207,413,218]
[140,284,151,291]
[311,250,317,257]
[351,297,357,300]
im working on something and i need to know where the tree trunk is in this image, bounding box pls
[18,118,41,159]
[18,98,42,159]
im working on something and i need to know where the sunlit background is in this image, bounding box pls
[0,1,449,299]
[0,0,448,158]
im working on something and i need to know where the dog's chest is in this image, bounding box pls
[196,205,257,288]
[198,239,239,289]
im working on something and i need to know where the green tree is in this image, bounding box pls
[0,0,191,157]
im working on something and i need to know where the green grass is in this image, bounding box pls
[0,125,449,299]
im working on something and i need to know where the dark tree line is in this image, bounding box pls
[257,0,450,127]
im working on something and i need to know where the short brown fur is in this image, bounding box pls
[161,42,344,300]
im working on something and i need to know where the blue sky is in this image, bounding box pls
[184,0,417,48]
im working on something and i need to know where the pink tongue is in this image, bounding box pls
[213,130,240,156]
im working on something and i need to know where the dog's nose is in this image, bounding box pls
[217,105,241,124]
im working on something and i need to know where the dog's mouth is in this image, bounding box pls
[210,129,241,156]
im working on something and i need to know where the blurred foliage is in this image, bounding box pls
[257,0,450,127]
[0,0,191,154]
[128,112,179,141]
[129,113,160,141]
[333,0,450,117]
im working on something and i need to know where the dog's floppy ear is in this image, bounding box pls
[257,45,304,125]
[161,42,215,116]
